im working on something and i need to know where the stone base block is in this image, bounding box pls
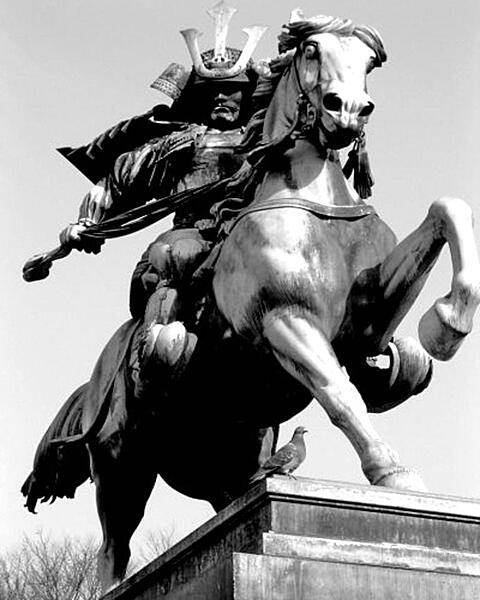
[102,477,480,599]
[233,546,480,599]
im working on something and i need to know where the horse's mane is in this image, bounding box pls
[278,15,387,63]
[239,15,387,155]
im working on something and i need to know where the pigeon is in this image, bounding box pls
[249,426,307,484]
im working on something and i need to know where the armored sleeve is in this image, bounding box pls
[77,138,175,224]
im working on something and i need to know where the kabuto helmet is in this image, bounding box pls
[150,1,267,119]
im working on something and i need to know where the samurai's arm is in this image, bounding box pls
[59,139,175,253]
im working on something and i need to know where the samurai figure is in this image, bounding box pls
[54,2,266,373]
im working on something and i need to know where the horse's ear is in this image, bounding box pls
[289,8,305,23]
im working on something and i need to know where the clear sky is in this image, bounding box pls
[2,0,480,560]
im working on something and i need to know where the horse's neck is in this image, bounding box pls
[256,140,359,206]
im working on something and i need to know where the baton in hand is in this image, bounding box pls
[22,244,74,282]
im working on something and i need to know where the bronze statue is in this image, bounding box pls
[22,6,480,593]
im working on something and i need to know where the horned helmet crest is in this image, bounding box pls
[151,2,267,98]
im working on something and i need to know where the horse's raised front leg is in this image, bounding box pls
[368,197,480,360]
[263,308,426,491]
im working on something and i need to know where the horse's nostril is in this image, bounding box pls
[359,101,375,117]
[323,93,342,112]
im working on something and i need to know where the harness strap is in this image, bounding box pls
[227,196,376,235]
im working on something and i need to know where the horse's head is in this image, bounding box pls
[260,13,386,151]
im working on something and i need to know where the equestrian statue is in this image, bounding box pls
[22,5,480,592]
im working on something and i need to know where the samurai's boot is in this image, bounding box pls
[131,226,214,392]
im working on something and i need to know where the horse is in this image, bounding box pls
[23,12,480,594]
[211,13,480,491]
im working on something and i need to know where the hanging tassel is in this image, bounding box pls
[343,132,375,199]
[354,133,374,199]
[342,142,358,180]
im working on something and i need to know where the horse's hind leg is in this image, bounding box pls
[89,443,156,593]
[366,197,480,360]
[263,309,426,491]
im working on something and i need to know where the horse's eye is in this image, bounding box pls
[304,44,318,59]
[366,57,376,74]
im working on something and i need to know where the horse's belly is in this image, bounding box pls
[215,209,392,339]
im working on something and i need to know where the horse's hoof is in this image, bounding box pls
[373,467,427,492]
[419,301,469,361]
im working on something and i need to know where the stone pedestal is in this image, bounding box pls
[102,477,480,599]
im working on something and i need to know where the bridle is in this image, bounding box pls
[291,41,367,149]
[288,40,374,199]
[291,45,321,137]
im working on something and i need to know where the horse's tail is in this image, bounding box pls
[21,384,91,513]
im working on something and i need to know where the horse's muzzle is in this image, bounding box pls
[320,120,359,150]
